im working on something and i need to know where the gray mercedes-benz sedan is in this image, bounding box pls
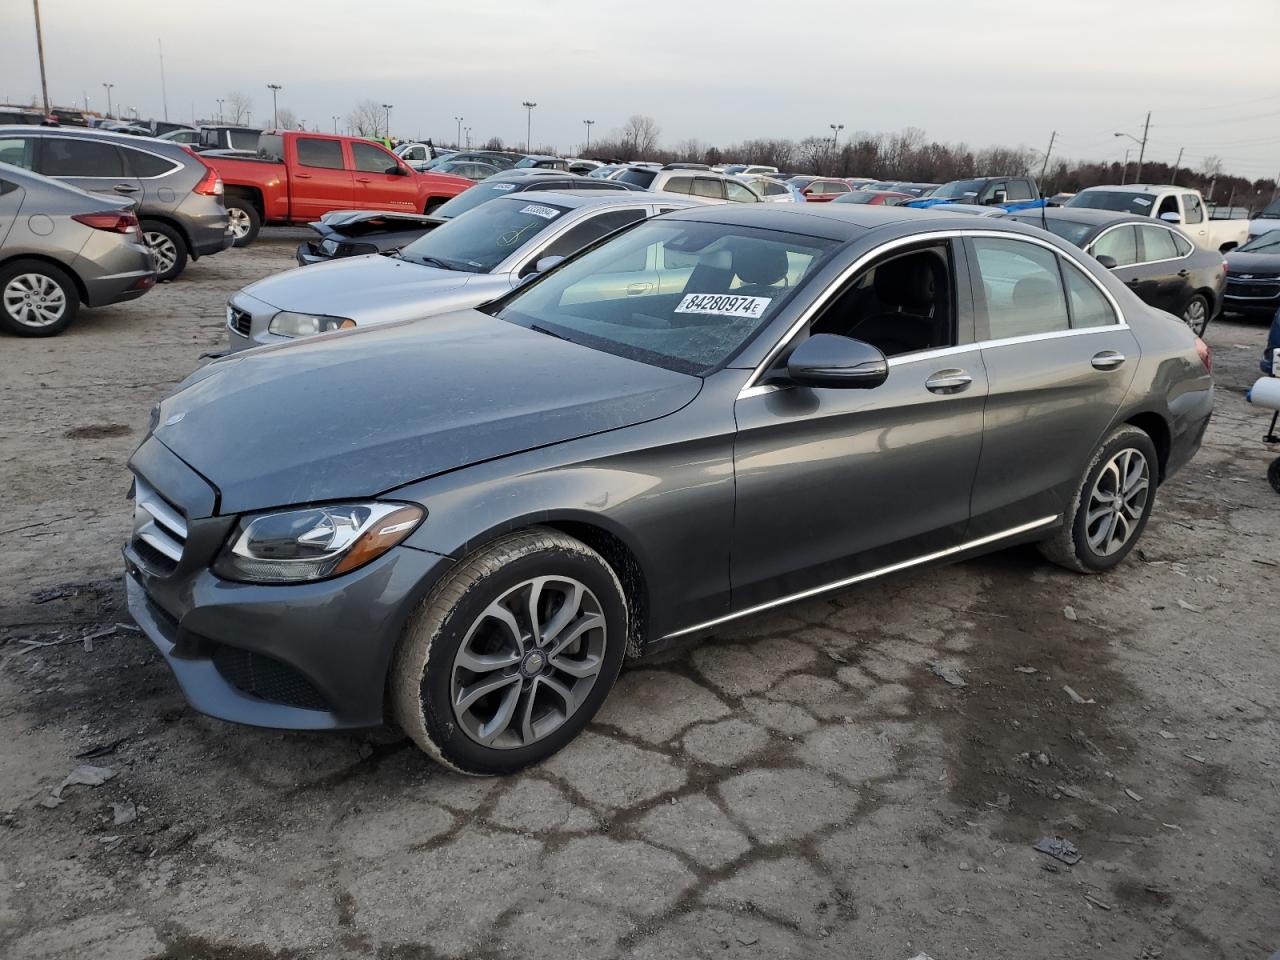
[125,203,1213,775]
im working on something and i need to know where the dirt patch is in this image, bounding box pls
[63,423,132,440]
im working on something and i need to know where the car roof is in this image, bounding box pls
[0,123,192,157]
[1078,184,1178,195]
[659,201,1062,243]
[496,189,675,209]
[1010,207,1150,227]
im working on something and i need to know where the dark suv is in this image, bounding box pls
[0,126,231,280]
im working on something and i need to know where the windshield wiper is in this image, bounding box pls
[530,323,571,342]
[407,254,456,270]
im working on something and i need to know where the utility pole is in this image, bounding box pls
[522,101,537,152]
[266,84,282,128]
[103,82,115,119]
[1272,166,1279,203]
[158,38,169,121]
[1121,148,1131,185]
[1136,110,1150,181]
[584,119,594,152]
[32,0,50,114]
[454,116,463,148]
[1170,146,1184,185]
[1038,130,1057,183]
[381,103,393,138]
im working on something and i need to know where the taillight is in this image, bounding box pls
[1194,336,1212,373]
[72,211,140,234]
[192,161,223,196]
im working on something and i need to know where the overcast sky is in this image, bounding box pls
[2,0,1278,179]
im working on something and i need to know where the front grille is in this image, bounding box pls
[211,646,329,711]
[131,478,187,575]
[226,303,252,336]
[1226,280,1280,299]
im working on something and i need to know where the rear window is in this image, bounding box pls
[616,168,657,188]
[257,133,285,161]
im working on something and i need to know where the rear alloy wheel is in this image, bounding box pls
[391,528,628,775]
[0,261,78,337]
[141,221,188,281]
[1182,294,1210,337]
[1038,425,1158,573]
[224,199,261,247]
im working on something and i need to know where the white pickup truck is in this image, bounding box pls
[1065,184,1249,252]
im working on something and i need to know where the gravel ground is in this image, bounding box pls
[1,230,1277,960]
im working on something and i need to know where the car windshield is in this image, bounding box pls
[1066,191,1158,215]
[930,179,986,200]
[1011,216,1095,248]
[399,197,568,273]
[616,168,657,188]
[431,180,532,219]
[1238,231,1280,253]
[1257,200,1280,220]
[496,219,838,375]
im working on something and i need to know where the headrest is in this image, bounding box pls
[873,253,939,309]
[731,242,790,287]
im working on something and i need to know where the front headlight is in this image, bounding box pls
[267,311,357,338]
[213,502,424,584]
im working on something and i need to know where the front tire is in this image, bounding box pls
[391,528,628,775]
[1182,293,1210,337]
[1038,425,1158,573]
[0,260,79,336]
[141,220,188,282]
[224,198,261,247]
[424,197,447,215]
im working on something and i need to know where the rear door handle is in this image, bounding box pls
[626,282,652,296]
[113,183,139,194]
[295,172,312,179]
[924,369,973,394]
[1177,269,1189,278]
[1091,350,1126,370]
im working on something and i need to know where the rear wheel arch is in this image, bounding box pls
[224,185,264,217]
[1124,411,1171,483]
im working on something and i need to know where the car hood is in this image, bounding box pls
[1226,250,1280,273]
[153,311,702,515]
[240,253,484,323]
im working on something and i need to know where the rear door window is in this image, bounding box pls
[1061,260,1117,328]
[0,137,35,170]
[122,147,178,178]
[39,137,124,177]
[1139,225,1181,262]
[662,176,694,195]
[691,178,724,200]
[970,237,1070,339]
[294,137,344,170]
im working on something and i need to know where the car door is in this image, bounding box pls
[0,175,25,248]
[1181,193,1210,249]
[36,135,141,202]
[288,136,354,219]
[965,234,1141,538]
[731,238,989,609]
[350,140,416,212]
[1135,224,1190,313]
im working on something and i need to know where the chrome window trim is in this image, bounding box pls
[739,228,1128,397]
[504,205,667,276]
[1087,221,1193,268]
[660,514,1059,640]
[29,133,182,180]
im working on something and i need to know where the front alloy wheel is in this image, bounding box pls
[392,528,627,775]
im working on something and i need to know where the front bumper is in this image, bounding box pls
[224,290,291,353]
[123,441,453,729]
[1224,278,1280,316]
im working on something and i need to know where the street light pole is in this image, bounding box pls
[381,104,393,139]
[332,115,338,134]
[267,84,282,129]
[829,123,845,175]
[454,116,463,148]
[584,119,594,152]
[522,101,537,153]
[464,126,472,149]
[32,0,50,114]
[1114,111,1151,182]
[216,97,224,123]
[103,82,115,119]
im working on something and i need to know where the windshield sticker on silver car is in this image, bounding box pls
[492,183,516,190]
[520,204,560,219]
[674,293,773,318]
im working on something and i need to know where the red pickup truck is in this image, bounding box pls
[205,130,472,246]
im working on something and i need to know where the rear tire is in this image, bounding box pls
[0,260,79,337]
[1182,293,1210,337]
[224,197,261,247]
[1037,425,1158,573]
[141,220,188,282]
[391,528,628,776]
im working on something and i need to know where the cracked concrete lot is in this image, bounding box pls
[1,230,1277,959]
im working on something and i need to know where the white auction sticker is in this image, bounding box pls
[1133,197,1152,207]
[519,204,560,219]
[491,182,516,190]
[674,293,773,318]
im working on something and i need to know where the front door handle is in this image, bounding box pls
[626,282,652,296]
[113,183,139,194]
[1091,350,1126,371]
[355,176,371,183]
[1177,269,1189,278]
[924,369,973,394]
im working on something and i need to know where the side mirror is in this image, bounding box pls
[1095,254,1118,270]
[391,165,410,176]
[534,255,565,275]
[1159,211,1181,224]
[785,334,889,389]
